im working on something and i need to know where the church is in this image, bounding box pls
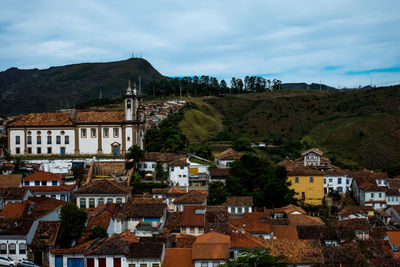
[7,82,145,157]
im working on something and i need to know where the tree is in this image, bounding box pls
[222,248,285,267]
[125,145,144,170]
[71,165,84,181]
[232,137,251,151]
[155,162,167,181]
[58,204,87,247]
[208,181,227,205]
[89,226,108,239]
[12,157,24,174]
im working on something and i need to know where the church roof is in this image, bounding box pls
[9,112,74,127]
[74,111,125,124]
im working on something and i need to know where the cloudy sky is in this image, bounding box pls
[0,0,399,87]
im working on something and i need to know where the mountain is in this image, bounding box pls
[0,58,165,115]
[179,86,400,170]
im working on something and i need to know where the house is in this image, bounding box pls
[358,183,387,210]
[28,221,60,267]
[0,187,34,209]
[338,206,374,221]
[173,190,207,212]
[385,231,400,253]
[210,168,231,184]
[214,148,242,168]
[50,239,97,267]
[297,148,327,167]
[279,159,324,205]
[126,242,165,267]
[224,196,253,214]
[139,152,186,173]
[338,218,371,241]
[188,162,210,186]
[22,171,75,201]
[192,232,230,267]
[7,82,145,157]
[75,179,132,209]
[229,212,273,239]
[0,174,23,188]
[323,169,353,194]
[383,205,400,226]
[112,200,167,235]
[180,205,205,236]
[168,157,190,186]
[250,142,266,148]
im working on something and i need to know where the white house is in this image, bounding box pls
[7,82,145,157]
[168,158,190,186]
[225,196,253,214]
[214,148,242,169]
[323,174,352,194]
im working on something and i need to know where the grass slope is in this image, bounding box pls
[181,86,400,170]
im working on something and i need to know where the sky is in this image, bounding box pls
[0,0,399,88]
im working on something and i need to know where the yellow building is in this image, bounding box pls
[279,160,324,205]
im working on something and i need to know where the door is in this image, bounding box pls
[34,251,42,265]
[67,258,84,267]
[61,147,65,156]
[99,258,107,267]
[55,255,63,267]
[113,145,119,156]
[87,258,94,267]
[113,258,121,267]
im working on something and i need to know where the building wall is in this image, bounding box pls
[169,166,189,186]
[215,159,233,168]
[288,175,324,205]
[180,226,204,236]
[324,176,352,194]
[0,237,27,262]
[194,260,226,267]
[227,206,253,214]
[76,195,128,209]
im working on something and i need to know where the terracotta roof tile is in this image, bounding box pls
[0,218,34,236]
[31,221,60,247]
[162,212,182,235]
[52,239,97,254]
[23,171,63,181]
[163,248,192,267]
[174,190,207,204]
[388,179,400,189]
[278,159,323,176]
[387,231,400,245]
[338,218,370,230]
[225,196,253,206]
[282,204,306,215]
[210,168,231,177]
[75,179,132,195]
[26,184,75,192]
[287,214,324,226]
[192,232,230,260]
[205,206,229,235]
[181,205,205,227]
[143,152,186,163]
[9,112,74,127]
[338,206,373,216]
[0,202,27,219]
[229,225,265,248]
[176,234,197,248]
[127,242,164,258]
[168,158,190,166]
[74,111,124,124]
[0,174,22,188]
[4,187,30,200]
[271,225,299,240]
[214,148,242,160]
[116,200,167,219]
[302,148,323,156]
[229,214,271,234]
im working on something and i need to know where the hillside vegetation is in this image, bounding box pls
[179,86,400,170]
[0,58,164,115]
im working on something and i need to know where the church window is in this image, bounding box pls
[47,136,52,144]
[107,198,113,203]
[15,136,20,145]
[16,147,20,154]
[81,129,87,138]
[127,99,131,109]
[91,128,96,138]
[113,128,119,138]
[104,128,109,138]
[47,147,52,154]
[127,137,130,141]
[37,147,41,154]
[37,136,41,144]
[60,131,65,135]
[36,131,41,135]
[65,136,69,144]
[116,198,122,203]
[27,136,32,145]
[98,198,104,205]
[56,136,61,144]
[47,130,51,135]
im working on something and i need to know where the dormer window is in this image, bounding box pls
[127,99,131,109]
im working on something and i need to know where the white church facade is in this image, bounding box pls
[8,82,145,157]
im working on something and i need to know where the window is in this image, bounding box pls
[91,128,96,138]
[51,195,56,198]
[379,193,382,198]
[301,192,305,199]
[329,178,333,183]
[16,147,20,154]
[37,136,41,144]
[42,181,47,186]
[28,147,32,154]
[47,136,52,144]
[8,243,16,254]
[144,163,147,168]
[52,181,57,186]
[107,198,113,203]
[127,99,131,109]
[15,136,20,145]
[89,198,95,208]
[103,128,109,138]
[213,262,220,267]
[201,262,208,267]
[80,198,86,209]
[37,147,41,154]
[190,227,195,233]
[116,198,122,203]
[371,193,374,198]
[295,177,299,183]
[140,264,147,267]
[24,181,29,186]
[81,129,87,138]
[337,187,343,192]
[98,198,104,205]
[152,164,155,168]
[113,128,119,138]
[47,147,52,154]
[27,136,32,145]
[128,264,136,267]
[56,136,61,144]
[171,167,174,172]
[309,177,314,183]
[338,178,342,184]
[35,181,40,186]
[346,179,350,185]
[152,264,160,267]
[19,243,26,254]
[0,243,6,254]
[324,178,326,184]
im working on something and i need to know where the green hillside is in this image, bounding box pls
[0,58,164,115]
[181,86,400,170]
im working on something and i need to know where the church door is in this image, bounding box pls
[113,145,119,156]
[60,147,65,156]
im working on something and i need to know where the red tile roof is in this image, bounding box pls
[271,225,299,240]
[192,232,230,260]
[302,148,323,156]
[23,171,63,181]
[174,190,207,204]
[51,239,97,254]
[31,221,60,247]
[9,113,74,127]
[163,248,192,267]
[278,159,323,176]
[387,231,400,245]
[0,174,22,188]
[225,196,253,206]
[74,111,124,124]
[0,202,27,218]
[26,184,75,192]
[287,214,325,226]
[75,179,132,195]
[229,225,265,248]
[214,148,242,160]
[181,205,205,227]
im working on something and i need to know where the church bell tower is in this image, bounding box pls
[123,80,138,121]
